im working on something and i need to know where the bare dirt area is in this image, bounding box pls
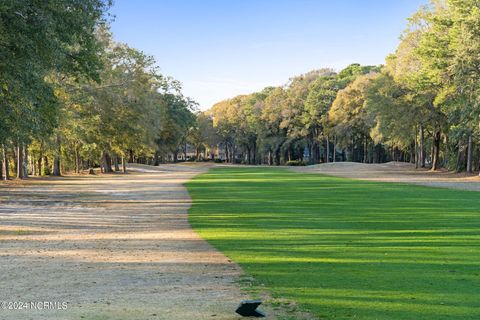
[0,163,250,320]
[292,161,480,191]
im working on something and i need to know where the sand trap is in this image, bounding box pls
[292,161,480,191]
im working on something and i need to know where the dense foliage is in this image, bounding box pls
[198,0,480,172]
[0,1,196,179]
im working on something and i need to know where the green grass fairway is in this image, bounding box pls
[186,167,480,320]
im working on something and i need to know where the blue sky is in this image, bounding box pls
[110,0,428,110]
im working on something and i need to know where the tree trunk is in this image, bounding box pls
[274,147,281,166]
[102,152,113,173]
[2,146,9,180]
[12,146,17,175]
[31,155,36,176]
[415,126,419,169]
[44,156,49,175]
[114,156,120,171]
[363,136,368,163]
[376,145,380,163]
[333,136,336,163]
[455,142,465,172]
[53,135,61,176]
[326,136,330,163]
[17,143,28,179]
[467,134,473,173]
[432,131,441,171]
[410,142,415,164]
[429,141,433,165]
[23,144,28,178]
[37,156,42,176]
[37,142,43,176]
[311,141,320,164]
[311,142,315,164]
[122,156,127,173]
[351,136,355,162]
[420,125,425,167]
[74,145,80,174]
[53,156,61,176]
[128,149,134,163]
[16,144,24,179]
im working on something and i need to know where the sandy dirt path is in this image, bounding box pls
[292,161,480,191]
[0,164,248,320]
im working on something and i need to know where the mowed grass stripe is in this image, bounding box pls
[186,167,480,320]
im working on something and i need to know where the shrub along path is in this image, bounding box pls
[186,167,480,320]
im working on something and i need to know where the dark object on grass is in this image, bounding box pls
[235,300,266,317]
[88,168,95,175]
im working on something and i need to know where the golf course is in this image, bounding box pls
[5,1,480,319]
[187,167,480,320]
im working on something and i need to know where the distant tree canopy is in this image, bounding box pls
[0,1,196,179]
[203,65,380,165]
[200,0,480,172]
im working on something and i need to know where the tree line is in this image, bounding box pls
[3,0,480,179]
[194,0,480,172]
[0,1,196,179]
